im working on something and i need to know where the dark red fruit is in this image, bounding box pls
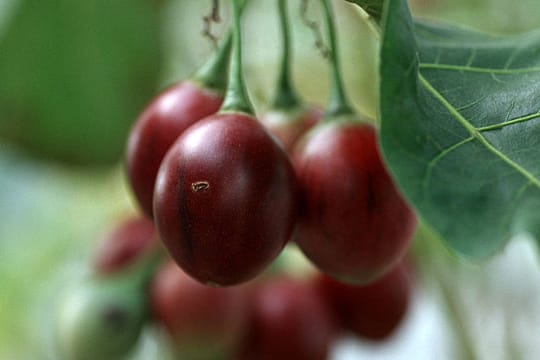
[126,81,223,217]
[293,120,416,284]
[150,261,248,358]
[153,113,297,286]
[259,106,322,153]
[237,277,336,360]
[315,262,412,341]
[93,217,157,275]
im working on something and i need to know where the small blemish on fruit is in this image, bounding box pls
[192,181,210,192]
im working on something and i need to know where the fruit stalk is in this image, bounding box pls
[194,0,250,93]
[192,34,232,93]
[320,0,354,117]
[220,0,254,114]
[271,0,301,110]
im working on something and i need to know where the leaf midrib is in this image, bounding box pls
[420,63,540,74]
[418,73,540,189]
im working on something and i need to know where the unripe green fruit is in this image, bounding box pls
[56,277,146,360]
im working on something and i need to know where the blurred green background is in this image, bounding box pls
[1,0,540,359]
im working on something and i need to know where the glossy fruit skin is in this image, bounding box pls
[237,277,336,360]
[292,119,416,284]
[126,81,223,217]
[314,262,411,341]
[259,106,323,153]
[93,217,157,275]
[153,112,297,286]
[150,261,248,359]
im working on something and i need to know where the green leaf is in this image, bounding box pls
[0,0,161,165]
[379,0,540,259]
[344,0,383,21]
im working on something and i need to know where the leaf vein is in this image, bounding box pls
[420,63,540,74]
[455,95,488,111]
[422,136,475,196]
[418,74,540,189]
[477,111,540,132]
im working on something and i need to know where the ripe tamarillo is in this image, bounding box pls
[93,216,157,274]
[126,82,224,217]
[152,0,297,286]
[314,261,412,340]
[150,261,248,359]
[292,0,416,284]
[237,277,336,360]
[153,113,297,286]
[293,120,416,284]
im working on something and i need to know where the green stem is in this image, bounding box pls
[220,0,254,115]
[271,0,302,110]
[192,0,250,93]
[320,0,355,117]
[192,34,233,94]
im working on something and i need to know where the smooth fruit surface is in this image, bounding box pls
[150,261,247,359]
[259,106,322,153]
[126,81,223,217]
[93,217,157,274]
[315,262,411,340]
[153,113,297,286]
[237,277,335,360]
[293,120,416,284]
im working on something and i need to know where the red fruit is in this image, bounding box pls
[153,113,297,286]
[238,277,336,360]
[293,120,416,284]
[315,262,412,341]
[126,81,223,217]
[259,106,323,153]
[93,217,157,274]
[150,261,247,358]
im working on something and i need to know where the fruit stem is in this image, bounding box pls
[220,0,254,115]
[193,0,250,93]
[271,0,302,110]
[320,0,355,118]
[192,33,233,94]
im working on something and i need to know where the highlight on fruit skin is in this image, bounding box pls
[153,112,298,286]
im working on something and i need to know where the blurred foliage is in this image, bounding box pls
[0,147,134,359]
[410,0,540,33]
[0,0,161,166]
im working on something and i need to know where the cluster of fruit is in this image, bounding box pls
[57,0,417,358]
[126,0,415,288]
[58,217,412,360]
